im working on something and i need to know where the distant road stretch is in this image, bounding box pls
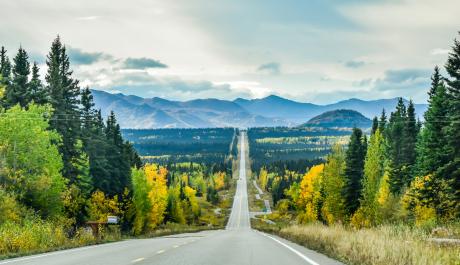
[0,132,342,265]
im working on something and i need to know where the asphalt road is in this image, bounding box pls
[0,132,343,265]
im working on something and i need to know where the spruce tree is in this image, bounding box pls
[441,33,460,210]
[343,127,366,215]
[29,62,48,104]
[45,36,83,184]
[371,116,378,135]
[105,111,132,196]
[403,100,418,176]
[6,47,30,107]
[387,98,407,194]
[378,109,387,134]
[0,46,11,85]
[416,67,449,176]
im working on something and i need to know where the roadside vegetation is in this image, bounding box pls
[0,37,236,259]
[250,32,460,265]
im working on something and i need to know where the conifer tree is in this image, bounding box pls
[45,36,83,184]
[6,47,30,107]
[416,67,449,176]
[371,117,378,135]
[441,33,460,210]
[343,127,366,215]
[403,100,418,176]
[378,109,387,134]
[387,98,408,194]
[0,46,11,86]
[29,62,48,104]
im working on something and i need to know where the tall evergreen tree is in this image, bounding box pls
[441,33,460,210]
[343,127,366,215]
[45,36,83,184]
[378,109,387,134]
[29,62,48,104]
[0,46,11,85]
[6,47,30,107]
[371,116,378,135]
[387,98,408,194]
[416,67,449,176]
[403,100,418,175]
[105,111,132,196]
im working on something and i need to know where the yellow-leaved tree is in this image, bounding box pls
[297,164,324,223]
[145,164,168,230]
[259,168,269,191]
[213,172,226,191]
[132,164,168,234]
[87,190,121,222]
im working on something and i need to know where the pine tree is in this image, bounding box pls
[440,33,460,212]
[379,109,387,134]
[6,47,30,107]
[105,111,132,196]
[387,98,407,194]
[45,36,83,184]
[416,67,449,176]
[343,127,366,215]
[371,117,378,135]
[29,62,48,104]
[0,46,11,85]
[403,100,418,177]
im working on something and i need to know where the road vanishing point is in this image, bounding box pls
[0,132,342,265]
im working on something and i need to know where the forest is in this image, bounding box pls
[0,37,236,257]
[248,127,349,173]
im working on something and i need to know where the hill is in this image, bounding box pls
[301,109,373,129]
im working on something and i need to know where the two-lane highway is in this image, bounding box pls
[0,132,342,265]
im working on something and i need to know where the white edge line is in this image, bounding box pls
[0,241,129,265]
[257,231,320,265]
[132,257,145,263]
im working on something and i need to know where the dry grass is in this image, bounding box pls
[254,222,460,265]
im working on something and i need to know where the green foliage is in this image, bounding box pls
[166,185,185,224]
[6,47,30,108]
[0,104,66,218]
[352,129,385,227]
[343,127,366,215]
[321,144,346,224]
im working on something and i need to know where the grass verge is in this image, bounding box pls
[252,219,460,265]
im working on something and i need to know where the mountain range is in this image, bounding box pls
[91,90,428,129]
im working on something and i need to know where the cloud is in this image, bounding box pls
[374,68,431,91]
[431,48,450,55]
[122,57,167,70]
[344,60,365,68]
[68,47,112,65]
[257,62,281,75]
[76,16,101,21]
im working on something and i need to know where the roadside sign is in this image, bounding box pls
[107,216,118,224]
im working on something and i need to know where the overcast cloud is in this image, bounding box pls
[0,0,459,103]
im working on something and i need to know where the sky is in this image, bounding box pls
[1,0,459,104]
